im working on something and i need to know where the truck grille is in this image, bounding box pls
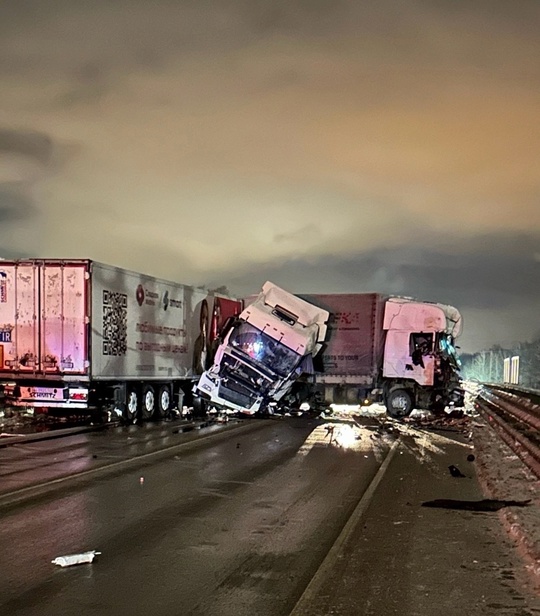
[218,383,254,409]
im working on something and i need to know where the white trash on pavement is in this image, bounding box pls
[51,551,101,567]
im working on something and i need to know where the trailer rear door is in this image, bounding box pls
[0,262,39,372]
[0,261,88,375]
[40,262,88,374]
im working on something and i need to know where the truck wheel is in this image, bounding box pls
[192,395,208,418]
[386,389,414,418]
[124,388,139,424]
[155,385,171,419]
[141,385,155,420]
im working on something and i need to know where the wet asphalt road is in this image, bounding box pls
[2,415,540,616]
[0,417,390,616]
[291,432,540,616]
[0,418,246,495]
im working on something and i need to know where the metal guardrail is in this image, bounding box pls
[483,382,540,404]
[475,385,540,479]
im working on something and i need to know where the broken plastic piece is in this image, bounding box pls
[448,464,466,478]
[51,551,101,567]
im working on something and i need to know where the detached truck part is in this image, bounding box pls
[194,282,329,415]
[0,260,241,422]
[296,293,463,418]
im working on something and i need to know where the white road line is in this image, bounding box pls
[289,438,401,616]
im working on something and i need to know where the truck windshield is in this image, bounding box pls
[229,323,300,377]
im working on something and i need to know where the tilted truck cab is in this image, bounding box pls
[194,282,329,415]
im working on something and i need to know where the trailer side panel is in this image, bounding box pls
[90,262,191,379]
[298,293,386,383]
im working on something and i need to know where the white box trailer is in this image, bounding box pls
[0,260,242,421]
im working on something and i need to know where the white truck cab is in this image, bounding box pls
[195,282,329,414]
[381,297,463,416]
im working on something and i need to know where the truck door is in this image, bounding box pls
[383,330,435,385]
[0,261,88,375]
[40,263,88,374]
[0,263,39,372]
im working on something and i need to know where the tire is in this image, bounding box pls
[386,389,414,419]
[141,384,155,421]
[154,384,172,419]
[124,388,139,424]
[192,395,208,418]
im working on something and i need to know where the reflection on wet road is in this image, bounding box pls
[0,417,391,616]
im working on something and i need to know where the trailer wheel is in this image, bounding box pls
[155,385,171,419]
[386,389,414,418]
[141,385,155,420]
[124,388,139,424]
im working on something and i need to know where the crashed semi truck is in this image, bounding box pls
[194,282,329,415]
[0,259,241,422]
[293,293,463,418]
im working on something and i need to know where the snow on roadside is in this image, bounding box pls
[473,416,540,591]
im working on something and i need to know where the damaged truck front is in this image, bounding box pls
[194,282,329,415]
[295,293,464,419]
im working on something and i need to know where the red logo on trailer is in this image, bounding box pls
[136,284,145,306]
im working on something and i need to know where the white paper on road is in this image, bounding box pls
[51,550,101,567]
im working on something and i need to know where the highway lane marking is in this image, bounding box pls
[289,438,401,616]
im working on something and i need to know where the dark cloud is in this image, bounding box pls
[209,231,540,307]
[389,234,540,310]
[0,246,31,259]
[205,230,540,351]
[0,129,50,252]
[1,0,535,85]
[0,1,539,353]
[274,224,320,244]
[0,185,35,223]
[246,0,350,36]
[0,128,59,257]
[0,184,41,258]
[0,129,53,166]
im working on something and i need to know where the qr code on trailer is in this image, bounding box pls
[102,290,127,356]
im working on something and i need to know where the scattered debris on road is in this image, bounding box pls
[51,551,101,567]
[422,498,532,512]
[448,464,467,478]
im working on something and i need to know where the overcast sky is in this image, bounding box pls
[1,0,539,353]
